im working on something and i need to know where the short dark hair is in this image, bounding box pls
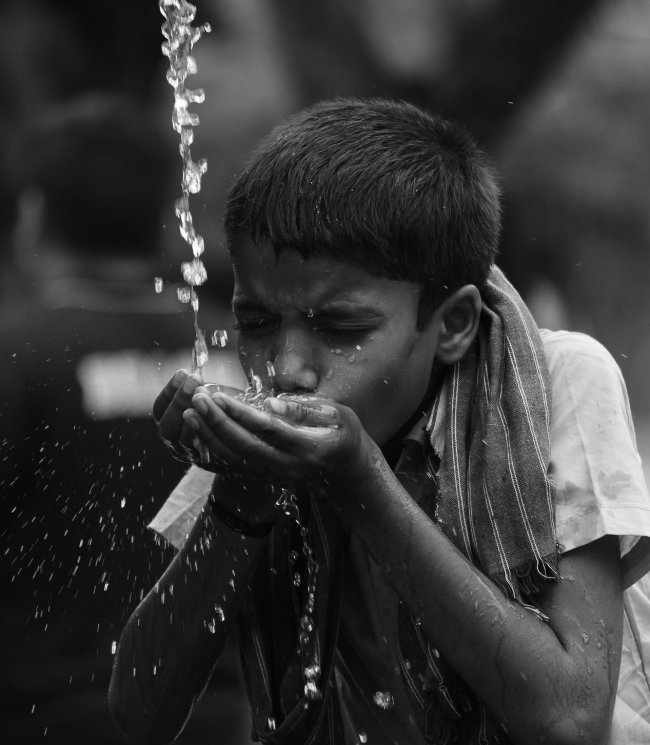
[225,98,501,327]
[15,94,174,255]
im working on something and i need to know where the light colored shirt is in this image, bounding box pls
[149,329,650,743]
[542,330,650,744]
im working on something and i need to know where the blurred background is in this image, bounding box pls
[0,0,648,743]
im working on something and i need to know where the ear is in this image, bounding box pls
[433,285,481,365]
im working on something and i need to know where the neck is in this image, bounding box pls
[381,361,444,468]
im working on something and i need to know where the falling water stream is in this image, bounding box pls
[159,0,322,707]
[159,0,211,374]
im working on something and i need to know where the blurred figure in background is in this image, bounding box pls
[0,94,248,744]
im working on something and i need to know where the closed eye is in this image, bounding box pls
[312,323,375,340]
[232,316,278,334]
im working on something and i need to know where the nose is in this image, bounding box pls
[272,331,318,393]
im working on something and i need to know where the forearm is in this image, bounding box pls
[336,454,620,744]
[108,506,268,744]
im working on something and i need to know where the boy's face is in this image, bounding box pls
[231,241,442,446]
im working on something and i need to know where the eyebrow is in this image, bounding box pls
[316,301,384,319]
[232,297,384,319]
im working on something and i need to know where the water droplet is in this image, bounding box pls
[111,641,117,655]
[211,329,228,348]
[373,690,394,709]
[120,498,126,508]
[359,733,368,744]
[293,571,302,587]
[191,234,204,257]
[300,615,314,633]
[304,679,322,700]
[177,287,191,304]
[154,276,164,293]
[266,361,276,378]
[250,373,263,394]
[194,330,209,370]
[267,717,276,731]
[181,258,207,286]
[214,605,225,622]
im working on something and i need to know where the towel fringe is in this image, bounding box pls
[492,552,560,609]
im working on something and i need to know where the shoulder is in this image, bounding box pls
[543,331,650,571]
[541,329,624,380]
[541,329,631,429]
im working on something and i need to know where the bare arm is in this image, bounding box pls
[185,392,624,744]
[341,451,623,745]
[108,499,268,745]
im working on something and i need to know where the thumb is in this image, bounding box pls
[265,396,340,427]
[265,397,310,423]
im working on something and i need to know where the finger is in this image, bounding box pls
[207,392,339,453]
[157,371,204,441]
[183,408,242,469]
[264,396,340,427]
[191,393,286,468]
[152,369,188,424]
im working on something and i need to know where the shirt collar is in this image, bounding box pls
[402,378,448,459]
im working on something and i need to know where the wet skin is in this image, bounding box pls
[228,240,441,446]
[155,241,447,509]
[143,244,624,745]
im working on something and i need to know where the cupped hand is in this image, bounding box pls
[183,391,378,497]
[152,369,204,464]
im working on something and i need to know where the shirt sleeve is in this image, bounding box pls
[147,465,214,550]
[544,330,650,587]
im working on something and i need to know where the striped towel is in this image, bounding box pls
[429,265,559,601]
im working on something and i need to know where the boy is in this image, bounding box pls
[109,99,650,744]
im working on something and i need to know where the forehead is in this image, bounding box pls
[231,241,420,313]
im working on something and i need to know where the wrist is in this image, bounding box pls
[320,439,390,509]
[209,475,278,536]
[208,493,275,537]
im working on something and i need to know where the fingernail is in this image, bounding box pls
[193,396,208,415]
[267,398,287,415]
[184,414,199,431]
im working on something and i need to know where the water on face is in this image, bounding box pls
[211,329,228,348]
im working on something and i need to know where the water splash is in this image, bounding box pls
[159,0,211,373]
[373,690,394,709]
[211,329,228,348]
[277,488,322,701]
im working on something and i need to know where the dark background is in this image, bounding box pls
[1,1,649,743]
